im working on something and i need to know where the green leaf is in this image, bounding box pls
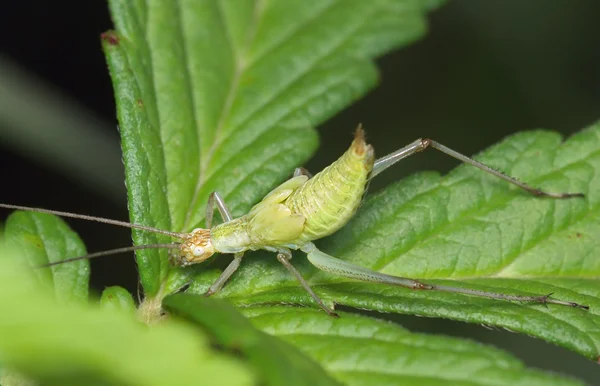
[0,370,37,386]
[103,0,443,296]
[190,122,600,360]
[163,294,341,386]
[240,306,585,386]
[0,245,253,386]
[100,286,136,312]
[3,211,89,304]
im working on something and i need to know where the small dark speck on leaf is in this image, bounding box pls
[136,99,144,108]
[210,342,226,352]
[209,340,246,358]
[101,31,120,46]
[229,345,245,358]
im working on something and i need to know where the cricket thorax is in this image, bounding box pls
[170,228,215,266]
[210,217,253,254]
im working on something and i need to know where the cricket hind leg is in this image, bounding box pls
[371,138,584,199]
[301,243,589,310]
[276,248,338,317]
[203,192,245,297]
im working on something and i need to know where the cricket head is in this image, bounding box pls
[170,228,215,266]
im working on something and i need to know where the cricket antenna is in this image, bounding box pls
[0,203,188,239]
[38,243,181,267]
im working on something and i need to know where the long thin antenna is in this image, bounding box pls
[38,244,180,268]
[0,203,188,239]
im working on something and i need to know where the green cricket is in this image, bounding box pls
[0,126,590,316]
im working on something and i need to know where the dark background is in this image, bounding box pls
[1,0,599,383]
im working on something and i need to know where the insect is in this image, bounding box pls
[1,126,590,316]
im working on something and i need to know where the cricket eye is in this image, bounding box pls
[192,246,205,257]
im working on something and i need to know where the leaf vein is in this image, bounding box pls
[173,0,201,227]
[246,0,340,68]
[183,0,264,230]
[188,59,368,226]
[347,157,596,277]
[200,6,376,188]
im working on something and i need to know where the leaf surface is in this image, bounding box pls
[103,0,443,296]
[190,123,600,360]
[4,212,89,304]
[163,294,341,386]
[0,246,253,386]
[163,294,585,385]
[239,303,586,385]
[100,286,136,312]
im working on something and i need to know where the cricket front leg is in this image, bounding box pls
[203,192,245,297]
[371,138,584,199]
[301,243,589,310]
[277,248,338,317]
[203,252,244,297]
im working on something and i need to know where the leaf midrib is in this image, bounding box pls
[200,64,367,222]
[173,0,200,230]
[181,0,379,230]
[182,1,263,230]
[203,7,373,179]
[201,0,345,167]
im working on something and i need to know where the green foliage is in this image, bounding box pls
[189,125,600,360]
[1,0,598,385]
[163,294,341,386]
[100,286,136,312]
[103,0,442,296]
[242,307,585,386]
[0,245,253,386]
[4,211,89,304]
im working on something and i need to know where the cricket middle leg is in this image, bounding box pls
[277,248,338,317]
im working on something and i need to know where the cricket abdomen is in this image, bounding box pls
[286,128,374,243]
